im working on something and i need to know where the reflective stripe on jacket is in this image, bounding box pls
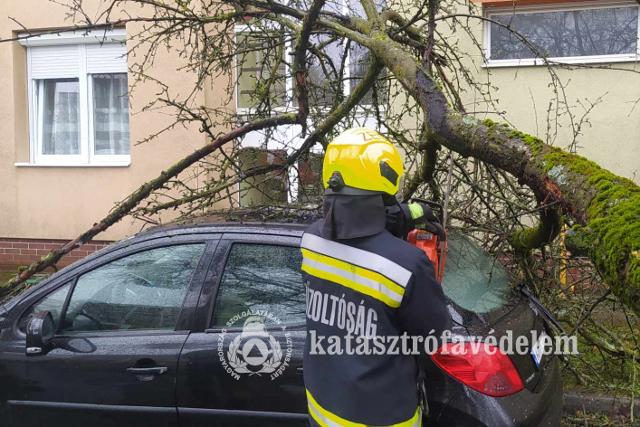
[301,233,411,308]
[307,389,422,427]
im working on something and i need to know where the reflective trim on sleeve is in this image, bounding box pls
[301,233,411,288]
[306,389,422,427]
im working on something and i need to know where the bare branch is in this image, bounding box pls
[2,113,298,297]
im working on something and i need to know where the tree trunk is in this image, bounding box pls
[369,35,640,313]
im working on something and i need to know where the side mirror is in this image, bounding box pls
[26,311,55,356]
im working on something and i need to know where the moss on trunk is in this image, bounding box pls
[539,150,640,311]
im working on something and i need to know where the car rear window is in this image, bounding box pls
[442,232,512,313]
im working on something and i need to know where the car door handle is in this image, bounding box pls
[126,366,168,375]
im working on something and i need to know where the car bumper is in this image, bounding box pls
[426,356,563,427]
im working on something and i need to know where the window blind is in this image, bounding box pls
[86,43,127,74]
[29,45,80,79]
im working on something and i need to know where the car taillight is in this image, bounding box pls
[431,342,524,397]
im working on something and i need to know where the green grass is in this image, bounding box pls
[562,343,639,397]
[0,270,15,284]
[560,314,639,398]
[559,308,638,426]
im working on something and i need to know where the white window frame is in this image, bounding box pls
[234,0,386,119]
[484,0,640,68]
[233,2,386,204]
[19,29,130,167]
[233,24,293,117]
[234,25,383,118]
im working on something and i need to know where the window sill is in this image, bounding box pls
[15,162,131,168]
[483,55,639,68]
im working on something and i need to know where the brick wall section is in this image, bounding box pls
[0,238,113,270]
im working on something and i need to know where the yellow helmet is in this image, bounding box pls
[322,127,404,196]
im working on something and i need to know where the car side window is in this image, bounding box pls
[61,244,205,333]
[18,282,72,334]
[212,243,305,327]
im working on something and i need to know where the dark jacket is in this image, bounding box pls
[301,195,450,426]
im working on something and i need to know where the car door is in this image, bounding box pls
[10,238,216,427]
[177,234,308,427]
[0,282,70,425]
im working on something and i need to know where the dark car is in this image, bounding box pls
[0,223,562,427]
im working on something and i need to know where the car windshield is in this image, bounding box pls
[442,232,513,314]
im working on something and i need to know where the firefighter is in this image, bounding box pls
[301,127,451,427]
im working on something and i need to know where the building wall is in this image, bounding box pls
[454,0,640,182]
[0,0,231,245]
[476,65,639,182]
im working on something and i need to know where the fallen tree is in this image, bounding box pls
[1,0,638,316]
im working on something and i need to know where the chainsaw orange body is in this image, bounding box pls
[407,229,447,284]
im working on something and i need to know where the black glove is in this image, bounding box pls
[384,202,413,239]
[385,202,445,240]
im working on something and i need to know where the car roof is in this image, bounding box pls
[94,221,307,259]
[135,221,308,240]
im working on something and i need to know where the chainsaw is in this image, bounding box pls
[405,199,448,284]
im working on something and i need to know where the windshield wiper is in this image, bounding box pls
[519,285,565,333]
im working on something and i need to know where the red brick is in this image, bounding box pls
[0,254,15,263]
[12,256,35,265]
[0,238,114,267]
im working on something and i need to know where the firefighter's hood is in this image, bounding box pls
[319,194,386,240]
